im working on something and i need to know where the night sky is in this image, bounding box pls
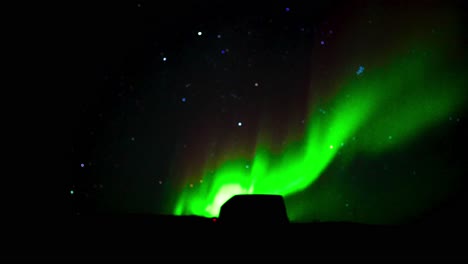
[72,0,467,224]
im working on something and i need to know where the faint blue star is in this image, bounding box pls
[356,66,365,75]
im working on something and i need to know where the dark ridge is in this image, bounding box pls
[6,190,468,260]
[2,213,466,260]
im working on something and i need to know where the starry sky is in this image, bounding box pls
[72,0,467,224]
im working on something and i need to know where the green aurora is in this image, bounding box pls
[170,3,466,222]
[172,45,465,221]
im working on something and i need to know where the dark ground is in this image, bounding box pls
[5,193,468,261]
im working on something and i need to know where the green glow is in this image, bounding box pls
[172,46,465,219]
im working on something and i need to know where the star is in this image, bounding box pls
[181,97,186,102]
[80,163,85,168]
[356,66,365,75]
[238,122,243,127]
[197,31,203,36]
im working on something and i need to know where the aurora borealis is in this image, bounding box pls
[170,1,466,222]
[73,0,467,225]
[173,40,466,220]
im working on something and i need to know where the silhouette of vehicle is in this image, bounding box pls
[218,194,289,225]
